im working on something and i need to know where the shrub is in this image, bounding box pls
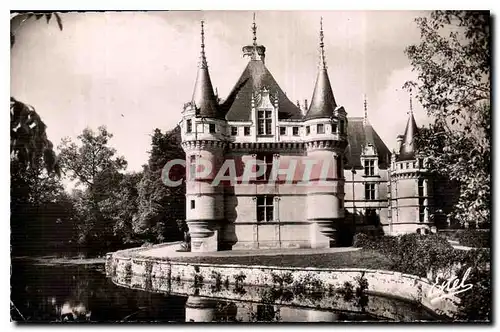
[456,230,490,248]
[453,249,491,321]
[352,233,371,248]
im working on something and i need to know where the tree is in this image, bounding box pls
[11,12,63,174]
[58,126,127,251]
[135,126,185,243]
[405,11,490,227]
[11,156,74,255]
[99,172,143,245]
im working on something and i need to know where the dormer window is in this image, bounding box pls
[364,160,375,176]
[317,124,324,134]
[257,110,272,135]
[186,119,192,133]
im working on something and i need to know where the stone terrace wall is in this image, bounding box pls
[106,250,459,319]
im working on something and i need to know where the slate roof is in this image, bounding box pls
[303,68,337,121]
[191,65,224,119]
[344,118,392,169]
[398,113,419,161]
[221,60,303,121]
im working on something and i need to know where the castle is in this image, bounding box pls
[179,18,434,252]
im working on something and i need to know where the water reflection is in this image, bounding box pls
[11,262,438,322]
[183,296,381,322]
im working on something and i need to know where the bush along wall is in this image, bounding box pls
[352,233,491,321]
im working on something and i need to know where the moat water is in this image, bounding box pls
[10,262,440,322]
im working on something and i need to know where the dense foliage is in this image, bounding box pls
[353,233,491,321]
[11,125,186,256]
[405,11,490,227]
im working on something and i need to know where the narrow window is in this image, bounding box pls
[332,122,337,133]
[365,209,378,225]
[292,127,299,136]
[231,126,238,136]
[306,126,310,135]
[339,120,344,134]
[317,123,324,134]
[257,110,273,135]
[418,179,424,197]
[257,195,274,222]
[190,200,195,209]
[256,153,274,181]
[336,156,343,178]
[209,123,216,133]
[364,183,376,200]
[280,127,286,135]
[364,160,375,176]
[244,126,251,136]
[186,119,192,133]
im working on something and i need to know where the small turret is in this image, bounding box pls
[304,18,337,121]
[191,21,221,118]
[398,93,418,161]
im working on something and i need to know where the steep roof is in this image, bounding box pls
[344,118,392,169]
[303,18,337,121]
[190,21,223,119]
[303,68,337,121]
[221,60,303,121]
[398,113,419,161]
[191,65,223,119]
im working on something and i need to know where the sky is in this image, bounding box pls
[11,10,431,176]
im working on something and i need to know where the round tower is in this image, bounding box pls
[181,21,226,252]
[303,18,348,248]
[389,95,433,234]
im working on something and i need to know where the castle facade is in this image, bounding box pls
[179,19,434,252]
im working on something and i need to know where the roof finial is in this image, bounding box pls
[363,94,368,125]
[200,20,208,68]
[319,17,327,69]
[252,13,257,47]
[409,89,413,115]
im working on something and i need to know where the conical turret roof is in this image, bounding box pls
[191,21,222,119]
[398,112,419,161]
[304,18,337,121]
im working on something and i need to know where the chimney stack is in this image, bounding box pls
[304,99,308,111]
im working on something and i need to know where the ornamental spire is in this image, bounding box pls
[250,12,261,61]
[319,16,327,69]
[303,17,337,121]
[200,20,208,68]
[399,89,419,161]
[191,20,220,118]
[363,94,368,126]
[409,89,413,115]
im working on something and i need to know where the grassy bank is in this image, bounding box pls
[169,250,394,270]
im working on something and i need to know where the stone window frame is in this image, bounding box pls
[257,109,273,136]
[256,195,274,222]
[364,183,376,200]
